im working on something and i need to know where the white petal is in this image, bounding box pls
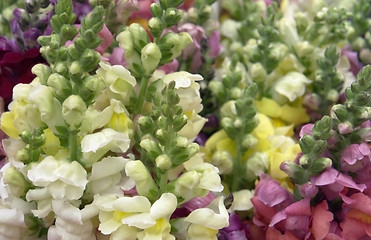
[55,161,88,188]
[121,213,156,229]
[150,193,177,220]
[98,211,121,235]
[52,200,82,224]
[27,156,59,186]
[184,197,229,229]
[113,196,151,213]
[89,156,130,181]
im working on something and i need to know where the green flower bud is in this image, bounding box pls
[326,89,340,103]
[243,39,259,60]
[140,138,162,157]
[117,30,134,52]
[299,135,316,155]
[173,114,187,132]
[156,154,172,171]
[80,49,101,72]
[294,41,314,58]
[83,75,105,93]
[280,161,307,184]
[331,104,348,121]
[299,154,310,167]
[241,134,257,149]
[174,171,200,195]
[310,157,332,176]
[60,24,79,44]
[31,64,51,85]
[62,95,87,130]
[211,150,233,174]
[69,61,83,75]
[175,136,189,148]
[20,131,32,144]
[220,101,237,118]
[221,117,236,136]
[125,160,158,201]
[269,43,289,62]
[360,49,371,64]
[3,167,29,197]
[352,37,366,51]
[16,149,30,162]
[249,63,267,83]
[209,80,224,96]
[141,43,162,74]
[185,143,200,158]
[47,73,72,97]
[233,118,243,129]
[150,3,163,18]
[138,116,154,132]
[67,44,81,60]
[187,7,198,23]
[129,23,149,49]
[148,17,163,38]
[230,87,243,100]
[164,8,182,27]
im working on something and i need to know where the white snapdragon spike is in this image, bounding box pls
[277,17,299,47]
[272,71,312,103]
[87,156,134,196]
[162,71,203,113]
[179,111,207,141]
[229,189,255,212]
[96,193,177,240]
[26,188,53,218]
[0,207,26,240]
[47,200,98,240]
[81,128,130,166]
[174,163,223,202]
[97,61,136,95]
[184,196,229,240]
[27,156,88,200]
[28,85,66,134]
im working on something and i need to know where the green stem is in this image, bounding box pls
[159,172,168,195]
[69,130,80,162]
[134,76,150,115]
[231,143,243,192]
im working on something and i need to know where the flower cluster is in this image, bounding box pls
[1,0,371,239]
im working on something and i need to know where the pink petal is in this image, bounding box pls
[313,200,333,240]
[311,168,338,186]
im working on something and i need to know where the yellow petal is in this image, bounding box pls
[0,112,19,139]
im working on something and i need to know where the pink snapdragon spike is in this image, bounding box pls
[311,168,366,201]
[159,58,179,74]
[178,23,206,71]
[312,200,334,240]
[342,46,364,76]
[341,192,371,240]
[208,30,223,58]
[341,143,371,172]
[299,124,314,138]
[130,0,153,20]
[251,174,295,227]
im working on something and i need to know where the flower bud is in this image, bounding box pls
[360,48,371,64]
[80,49,101,73]
[69,61,82,76]
[20,131,32,144]
[156,154,172,171]
[309,157,332,176]
[326,89,339,103]
[220,101,237,118]
[140,138,162,157]
[14,8,30,30]
[150,3,163,18]
[241,134,257,149]
[243,39,259,60]
[280,161,307,184]
[16,149,30,162]
[125,160,158,201]
[141,43,162,74]
[303,93,320,110]
[174,171,200,195]
[211,150,233,174]
[221,117,235,136]
[352,37,366,51]
[129,23,149,48]
[148,17,163,38]
[338,121,353,135]
[246,152,269,180]
[249,63,267,83]
[138,116,154,132]
[3,167,29,197]
[47,73,72,97]
[175,136,189,148]
[299,154,310,167]
[331,104,348,122]
[164,8,182,27]
[294,41,314,58]
[31,64,51,85]
[117,30,134,52]
[83,75,105,93]
[186,143,200,157]
[230,87,242,100]
[209,80,224,96]
[62,95,87,130]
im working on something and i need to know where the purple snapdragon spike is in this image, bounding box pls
[73,0,93,23]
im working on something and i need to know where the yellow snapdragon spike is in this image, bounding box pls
[0,111,19,139]
[42,128,61,156]
[256,97,310,125]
